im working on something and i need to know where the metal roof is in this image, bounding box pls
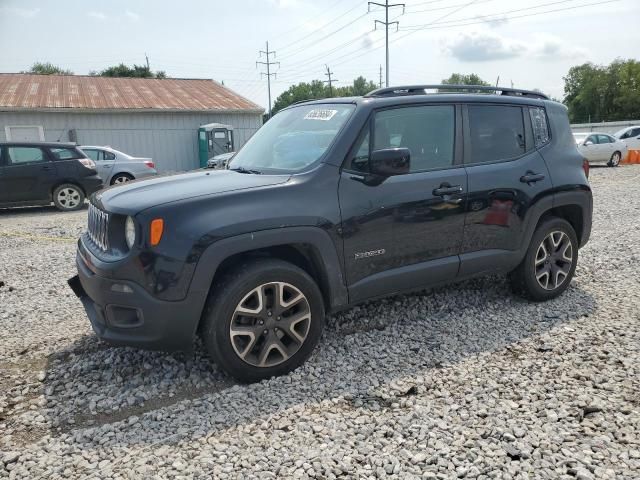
[0,74,264,113]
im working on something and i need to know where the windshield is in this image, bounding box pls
[612,128,628,138]
[229,103,355,173]
[573,133,588,144]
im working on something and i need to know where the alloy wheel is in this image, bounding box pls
[57,187,81,209]
[610,152,621,167]
[534,231,573,290]
[230,282,311,368]
[113,176,131,184]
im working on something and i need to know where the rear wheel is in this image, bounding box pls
[201,259,325,382]
[111,173,134,185]
[608,151,621,167]
[510,217,578,301]
[52,184,85,211]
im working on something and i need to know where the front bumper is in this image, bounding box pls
[68,247,203,351]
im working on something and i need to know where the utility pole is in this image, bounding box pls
[145,53,150,70]
[495,75,500,87]
[369,0,404,87]
[323,64,338,96]
[257,41,279,119]
[379,65,383,88]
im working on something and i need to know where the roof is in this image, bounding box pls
[0,74,264,114]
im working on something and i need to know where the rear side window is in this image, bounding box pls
[468,105,525,163]
[50,147,84,160]
[7,147,46,165]
[103,150,116,160]
[529,107,551,147]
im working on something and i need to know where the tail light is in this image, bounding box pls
[144,160,155,169]
[79,158,96,169]
[582,159,590,178]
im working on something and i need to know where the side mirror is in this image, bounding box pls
[584,140,594,146]
[370,148,410,177]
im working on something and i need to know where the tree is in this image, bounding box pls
[272,76,378,114]
[94,63,167,79]
[23,62,73,75]
[439,73,490,93]
[563,59,640,123]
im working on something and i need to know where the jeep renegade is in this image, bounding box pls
[69,85,593,382]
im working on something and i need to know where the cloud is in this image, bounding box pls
[269,0,299,7]
[0,6,41,18]
[87,11,107,20]
[475,15,509,28]
[125,10,140,21]
[444,31,525,62]
[361,32,375,50]
[444,31,586,62]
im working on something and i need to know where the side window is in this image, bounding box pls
[50,147,83,160]
[7,147,46,165]
[529,107,550,147]
[468,105,525,163]
[632,128,640,138]
[586,135,598,144]
[102,150,116,160]
[374,105,455,172]
[347,129,370,173]
[83,149,99,161]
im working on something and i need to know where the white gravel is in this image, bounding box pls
[1,166,639,479]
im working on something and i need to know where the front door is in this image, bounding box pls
[2,146,57,203]
[460,104,553,276]
[582,134,602,162]
[339,104,467,303]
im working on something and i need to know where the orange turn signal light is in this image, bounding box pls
[150,218,164,246]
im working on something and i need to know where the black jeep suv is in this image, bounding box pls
[69,85,592,382]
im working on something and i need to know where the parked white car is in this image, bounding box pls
[613,126,640,150]
[79,146,158,185]
[573,132,628,167]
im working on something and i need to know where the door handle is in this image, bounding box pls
[520,172,545,184]
[41,165,52,171]
[433,184,463,196]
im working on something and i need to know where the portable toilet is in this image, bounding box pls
[198,123,235,168]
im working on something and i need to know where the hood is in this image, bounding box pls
[93,169,290,214]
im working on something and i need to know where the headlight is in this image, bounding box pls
[125,216,136,249]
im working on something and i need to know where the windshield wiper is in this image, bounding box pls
[228,166,262,174]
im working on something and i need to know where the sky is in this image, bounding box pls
[1,0,639,110]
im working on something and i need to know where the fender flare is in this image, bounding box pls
[188,226,348,314]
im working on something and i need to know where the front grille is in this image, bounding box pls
[87,203,110,251]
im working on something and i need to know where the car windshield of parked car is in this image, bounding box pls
[228,104,355,173]
[613,128,628,138]
[573,133,588,144]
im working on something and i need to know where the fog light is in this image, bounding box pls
[111,283,133,294]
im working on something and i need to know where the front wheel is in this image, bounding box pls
[201,259,325,382]
[608,151,621,167]
[52,184,85,211]
[510,217,578,302]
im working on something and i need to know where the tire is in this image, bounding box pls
[608,151,621,167]
[52,184,85,211]
[111,173,134,185]
[201,258,325,382]
[509,217,578,302]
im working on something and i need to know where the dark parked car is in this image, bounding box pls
[0,142,103,211]
[69,85,592,382]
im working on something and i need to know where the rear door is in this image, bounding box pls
[84,149,115,183]
[0,147,7,203]
[582,134,602,161]
[597,134,615,160]
[460,103,552,276]
[2,146,56,203]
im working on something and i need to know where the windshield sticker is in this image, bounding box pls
[304,109,338,121]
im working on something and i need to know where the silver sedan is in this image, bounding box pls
[79,146,158,185]
[573,132,628,167]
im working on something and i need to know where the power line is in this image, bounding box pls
[369,0,405,87]
[256,42,280,118]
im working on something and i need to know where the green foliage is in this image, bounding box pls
[272,76,378,114]
[439,73,490,93]
[94,63,167,79]
[563,59,640,123]
[23,62,73,75]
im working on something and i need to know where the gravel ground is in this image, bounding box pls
[1,166,639,479]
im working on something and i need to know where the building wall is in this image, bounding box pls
[0,111,263,172]
[571,120,640,135]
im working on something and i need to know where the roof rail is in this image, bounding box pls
[365,84,549,100]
